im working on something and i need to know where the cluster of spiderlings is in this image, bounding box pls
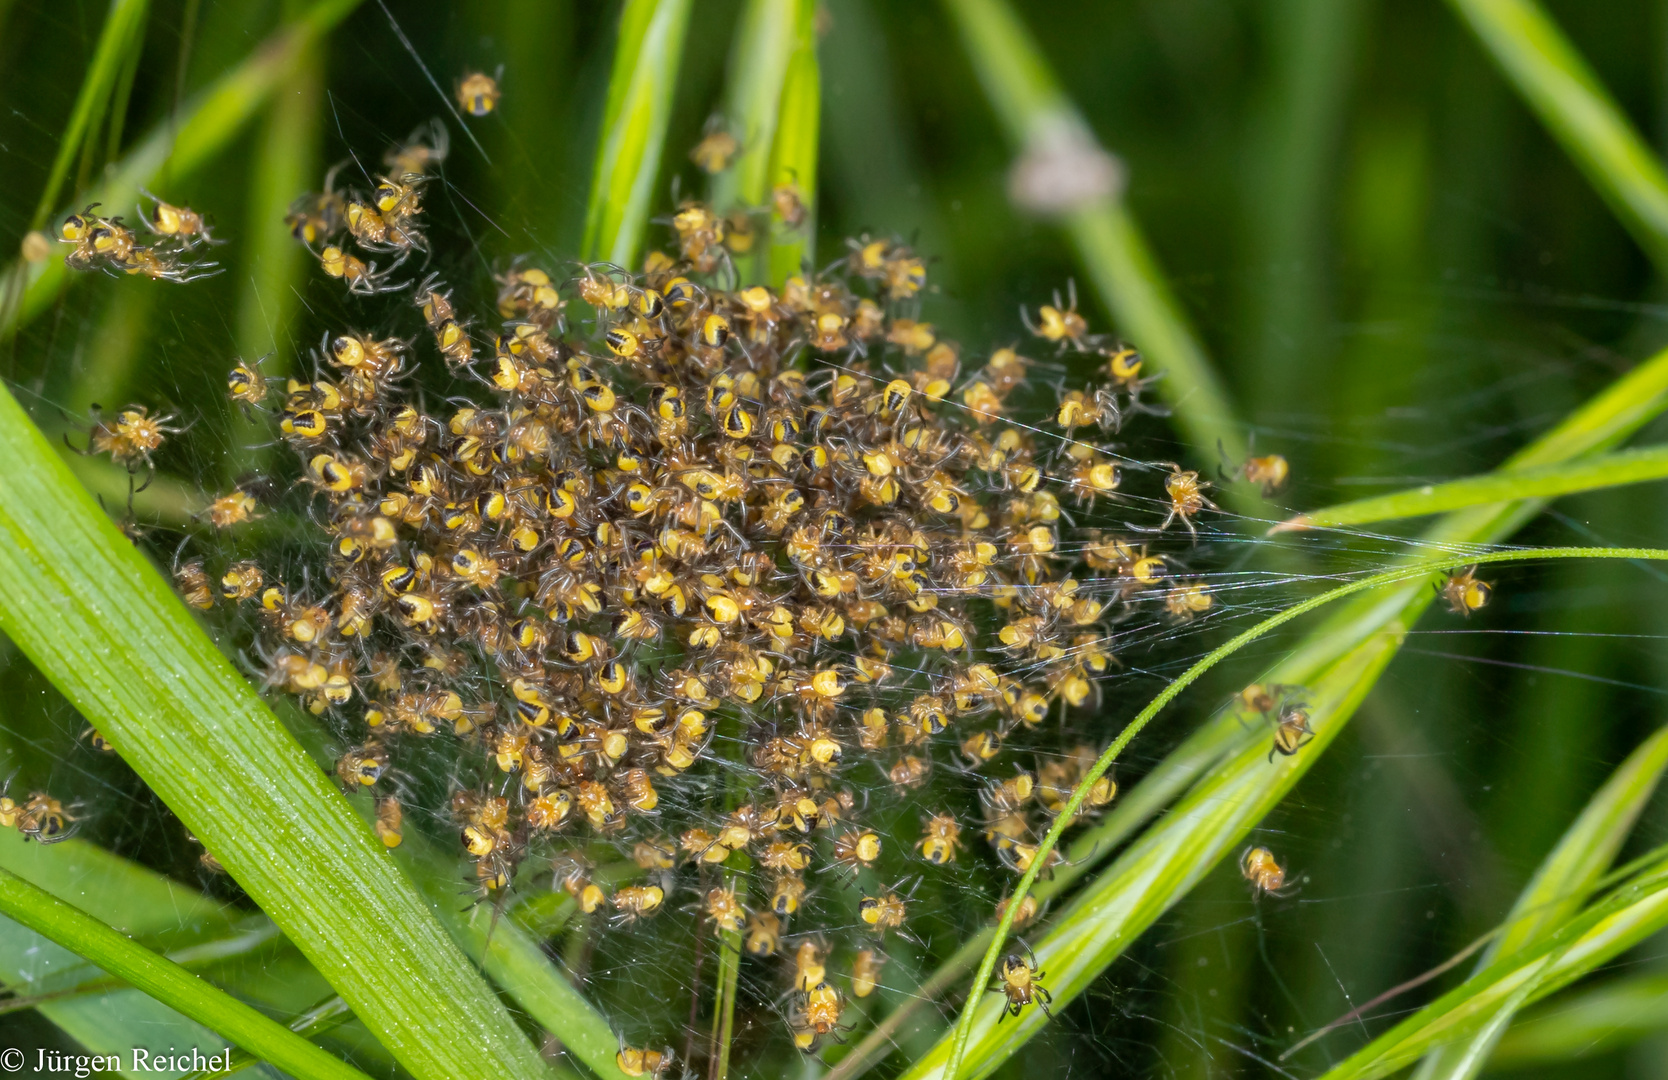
[58,196,220,283]
[283,122,450,296]
[123,121,1294,1059]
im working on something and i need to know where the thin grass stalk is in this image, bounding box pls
[102,7,145,165]
[0,382,550,1080]
[1276,444,1668,532]
[708,888,744,1080]
[0,0,365,341]
[930,546,1668,1080]
[1409,723,1668,1080]
[1267,340,1668,691]
[0,866,368,1080]
[29,0,150,231]
[939,0,1252,500]
[1447,0,1668,268]
[581,0,694,269]
[226,30,325,481]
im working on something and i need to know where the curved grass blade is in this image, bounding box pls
[29,0,150,231]
[1271,340,1668,689]
[1489,973,1668,1067]
[0,383,551,1080]
[1485,725,1668,959]
[1276,445,1668,532]
[0,922,287,1014]
[879,301,1668,1080]
[1409,723,1668,1079]
[1,0,365,342]
[1447,0,1668,268]
[0,866,367,1080]
[1313,855,1668,1080]
[865,344,1668,1080]
[939,0,1251,499]
[581,0,694,269]
[925,547,1668,1080]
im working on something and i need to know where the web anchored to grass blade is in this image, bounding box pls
[1275,444,1668,532]
[0,380,552,1079]
[934,546,1668,1080]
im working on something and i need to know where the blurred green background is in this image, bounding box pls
[2,0,1668,1077]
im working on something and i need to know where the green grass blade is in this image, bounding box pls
[711,0,818,286]
[921,548,1668,1080]
[1314,858,1668,1080]
[29,0,150,230]
[581,0,694,269]
[226,29,325,480]
[0,866,367,1080]
[0,831,248,1066]
[710,0,802,212]
[1276,444,1668,532]
[1489,724,1668,960]
[1273,342,1668,688]
[764,10,818,287]
[906,340,1668,1080]
[0,383,550,1080]
[940,0,1252,493]
[1447,0,1668,267]
[180,996,354,1080]
[1410,723,1668,1080]
[1489,973,1668,1066]
[1,0,364,342]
